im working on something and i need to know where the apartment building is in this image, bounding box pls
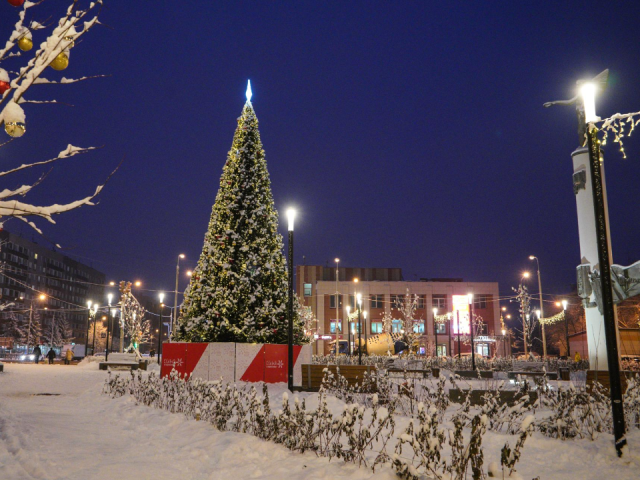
[0,230,106,344]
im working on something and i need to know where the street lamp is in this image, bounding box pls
[529,255,547,358]
[158,293,165,363]
[335,258,340,355]
[363,310,368,354]
[173,254,185,341]
[520,272,530,356]
[84,300,92,357]
[468,293,475,371]
[433,307,439,357]
[91,303,99,356]
[357,293,362,365]
[562,299,570,358]
[106,293,113,361]
[286,208,296,392]
[502,328,507,357]
[346,305,351,355]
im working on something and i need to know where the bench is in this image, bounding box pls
[508,371,558,380]
[454,370,494,379]
[387,368,432,378]
[301,364,376,392]
[99,353,139,371]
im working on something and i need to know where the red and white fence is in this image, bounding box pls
[160,342,312,384]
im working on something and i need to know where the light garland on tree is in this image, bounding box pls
[538,310,565,325]
[434,313,451,324]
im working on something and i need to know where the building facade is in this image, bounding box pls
[297,265,506,356]
[0,231,106,345]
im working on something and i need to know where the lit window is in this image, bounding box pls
[303,283,312,297]
[413,322,425,333]
[391,319,403,333]
[371,322,383,333]
[329,321,342,333]
[435,322,447,334]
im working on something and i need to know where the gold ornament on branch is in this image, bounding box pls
[4,121,26,138]
[50,52,69,71]
[18,35,33,52]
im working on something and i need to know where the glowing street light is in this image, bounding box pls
[106,293,114,361]
[467,293,475,371]
[285,208,297,391]
[158,292,165,363]
[357,293,363,365]
[433,307,439,357]
[335,258,340,355]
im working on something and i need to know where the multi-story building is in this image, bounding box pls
[297,265,506,356]
[0,230,106,345]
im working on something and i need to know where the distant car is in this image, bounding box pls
[19,354,36,362]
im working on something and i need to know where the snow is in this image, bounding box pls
[1,364,640,479]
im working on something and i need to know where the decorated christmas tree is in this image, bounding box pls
[176,82,305,345]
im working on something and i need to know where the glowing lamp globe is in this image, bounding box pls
[17,36,32,52]
[4,121,25,137]
[8,0,25,7]
[50,52,69,71]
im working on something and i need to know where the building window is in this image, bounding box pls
[473,294,490,309]
[413,322,425,333]
[330,294,342,309]
[437,345,447,356]
[371,322,383,334]
[370,294,383,309]
[330,321,342,333]
[391,294,403,308]
[435,322,447,334]
[432,295,447,310]
[416,295,426,309]
[303,283,312,297]
[391,319,403,333]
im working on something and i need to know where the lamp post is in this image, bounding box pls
[91,303,99,356]
[286,208,295,392]
[545,71,625,456]
[468,293,475,371]
[562,299,570,358]
[456,310,461,358]
[433,307,439,357]
[529,255,547,358]
[158,293,165,364]
[502,328,507,357]
[335,258,340,355]
[363,310,368,355]
[106,293,113,361]
[173,254,185,341]
[346,306,351,355]
[357,293,363,365]
[521,272,530,356]
[84,300,92,357]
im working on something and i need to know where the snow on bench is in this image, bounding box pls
[99,353,139,370]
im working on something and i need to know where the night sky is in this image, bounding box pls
[3,1,640,305]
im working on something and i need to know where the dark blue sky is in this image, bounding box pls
[3,1,640,303]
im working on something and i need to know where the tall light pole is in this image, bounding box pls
[468,293,475,371]
[106,293,113,361]
[546,70,625,455]
[158,293,165,364]
[433,307,439,357]
[521,271,530,356]
[91,303,99,356]
[529,255,547,358]
[335,258,340,355]
[357,293,362,365]
[562,299,570,358]
[286,208,296,392]
[173,254,185,341]
[84,300,92,357]
[346,305,351,355]
[363,310,368,355]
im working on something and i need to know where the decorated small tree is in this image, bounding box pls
[177,83,305,345]
[119,281,150,357]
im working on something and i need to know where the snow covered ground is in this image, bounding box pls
[1,363,639,480]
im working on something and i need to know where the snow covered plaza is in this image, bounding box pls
[3,1,640,479]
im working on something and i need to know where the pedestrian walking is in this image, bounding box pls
[33,345,42,364]
[64,348,73,365]
[47,348,56,365]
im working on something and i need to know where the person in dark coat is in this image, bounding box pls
[47,348,56,365]
[33,345,42,364]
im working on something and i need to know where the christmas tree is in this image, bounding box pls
[177,82,305,345]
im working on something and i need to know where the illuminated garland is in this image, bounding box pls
[539,311,565,325]
[434,313,452,324]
